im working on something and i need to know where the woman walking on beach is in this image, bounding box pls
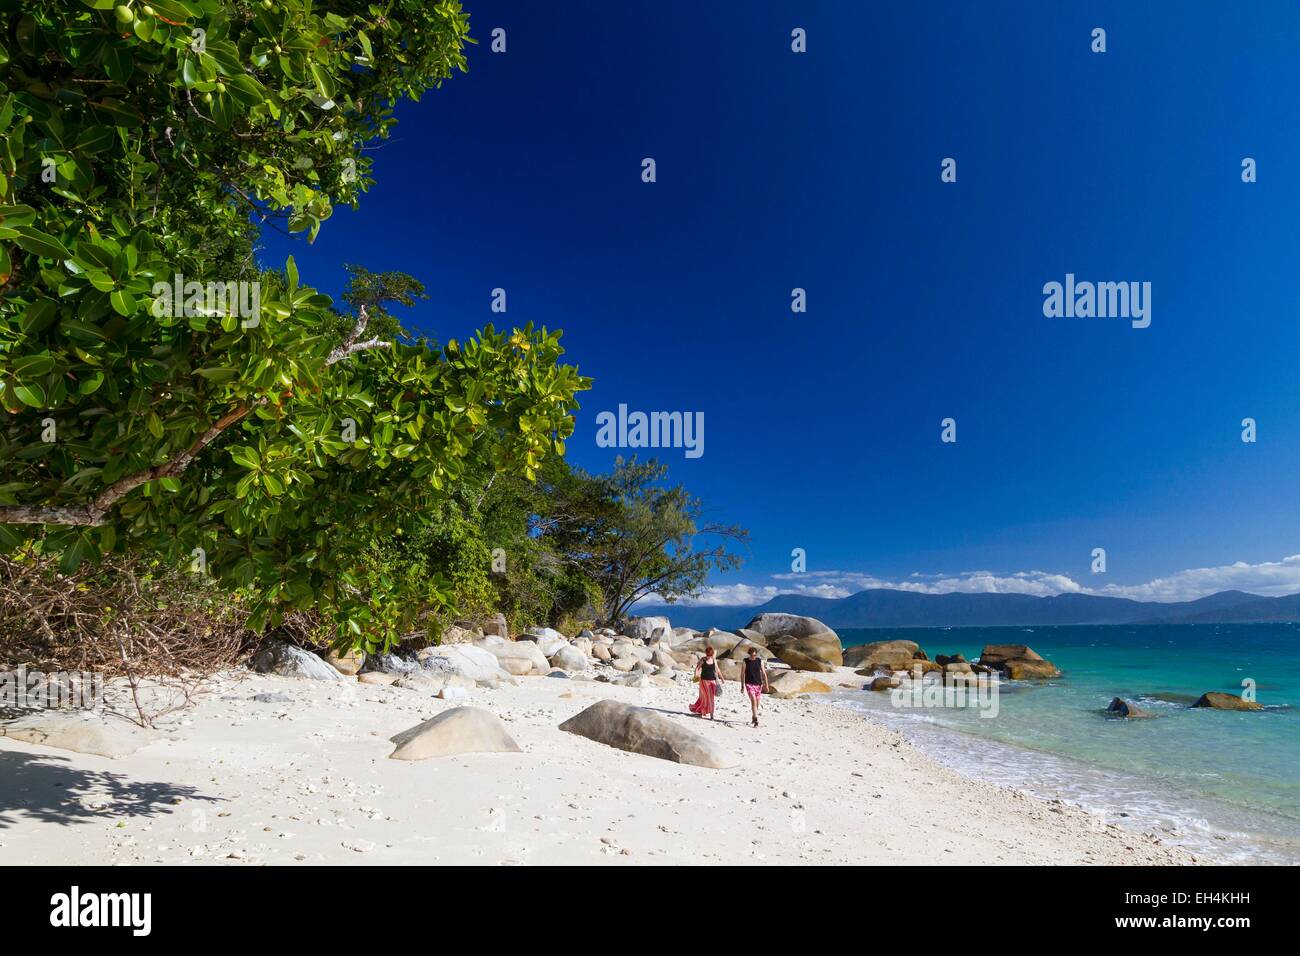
[742,645,770,727]
[689,646,723,719]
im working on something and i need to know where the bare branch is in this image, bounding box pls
[0,400,260,528]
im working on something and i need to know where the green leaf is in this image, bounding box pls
[13,227,70,260]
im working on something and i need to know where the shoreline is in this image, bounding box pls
[832,687,1300,865]
[0,666,1195,866]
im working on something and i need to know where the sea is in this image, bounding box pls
[834,623,1300,864]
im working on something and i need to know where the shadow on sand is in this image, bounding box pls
[0,749,220,829]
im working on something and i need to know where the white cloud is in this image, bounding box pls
[639,555,1300,608]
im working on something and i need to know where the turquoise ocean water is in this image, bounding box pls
[835,624,1300,863]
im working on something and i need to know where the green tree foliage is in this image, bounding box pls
[525,457,747,625]
[0,1,589,649]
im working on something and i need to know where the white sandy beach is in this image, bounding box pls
[0,665,1195,866]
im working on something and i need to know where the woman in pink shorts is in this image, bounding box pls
[741,645,770,727]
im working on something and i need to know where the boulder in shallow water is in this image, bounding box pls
[388,707,521,760]
[1,712,157,758]
[1191,692,1262,711]
[978,644,1043,665]
[252,640,346,681]
[559,699,738,769]
[1106,697,1151,718]
[978,644,1059,679]
[1003,659,1061,679]
[843,640,918,670]
[868,676,900,691]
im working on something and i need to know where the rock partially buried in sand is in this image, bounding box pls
[1,712,157,758]
[388,707,522,760]
[766,671,832,698]
[1106,697,1151,718]
[1191,692,1263,711]
[252,640,347,681]
[559,699,738,769]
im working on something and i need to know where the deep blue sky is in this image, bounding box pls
[261,1,1300,605]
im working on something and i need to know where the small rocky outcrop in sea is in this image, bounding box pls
[978,643,1061,679]
[1106,697,1151,718]
[844,639,918,671]
[559,699,738,768]
[744,613,843,672]
[388,707,522,760]
[1191,692,1262,712]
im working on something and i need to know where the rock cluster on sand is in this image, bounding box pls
[244,613,847,704]
[389,707,522,760]
[559,699,738,769]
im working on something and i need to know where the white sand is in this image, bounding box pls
[0,667,1195,865]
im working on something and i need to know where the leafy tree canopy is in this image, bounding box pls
[0,1,590,648]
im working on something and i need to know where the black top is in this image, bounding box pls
[744,657,764,684]
[700,659,717,681]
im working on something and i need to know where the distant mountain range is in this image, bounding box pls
[644,588,1300,632]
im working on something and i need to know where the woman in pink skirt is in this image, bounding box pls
[689,646,723,719]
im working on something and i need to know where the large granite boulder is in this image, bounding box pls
[252,640,347,681]
[978,644,1043,664]
[744,614,842,671]
[978,644,1059,679]
[558,700,738,769]
[0,712,157,758]
[418,644,508,682]
[843,639,919,670]
[725,641,774,661]
[388,707,521,760]
[550,644,589,672]
[704,629,743,654]
[479,639,551,676]
[1191,692,1263,712]
[766,671,832,698]
[622,616,674,645]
